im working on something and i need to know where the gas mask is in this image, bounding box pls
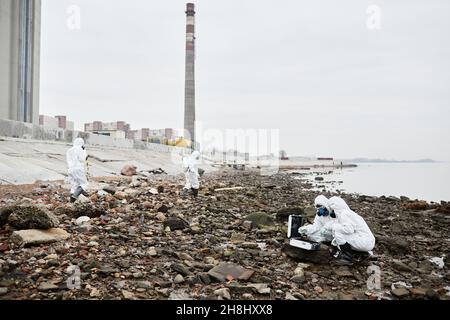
[316,206,330,217]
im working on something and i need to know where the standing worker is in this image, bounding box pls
[182,150,201,198]
[66,138,89,203]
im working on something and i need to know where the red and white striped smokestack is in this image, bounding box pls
[184,3,196,146]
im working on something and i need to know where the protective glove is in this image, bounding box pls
[298,226,309,237]
[319,228,329,237]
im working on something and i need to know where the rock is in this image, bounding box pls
[147,247,157,257]
[334,267,354,278]
[157,186,165,193]
[290,275,305,284]
[294,266,305,276]
[242,293,255,300]
[208,262,254,282]
[135,281,152,290]
[247,283,271,295]
[114,192,128,200]
[174,274,185,284]
[392,260,413,272]
[0,287,8,295]
[197,273,211,285]
[169,290,192,300]
[75,216,91,225]
[58,203,107,219]
[282,243,331,264]
[426,289,440,300]
[315,176,324,181]
[171,263,191,276]
[38,281,59,292]
[285,293,298,300]
[314,286,323,294]
[122,290,135,300]
[377,236,409,254]
[242,220,253,230]
[5,205,59,230]
[102,185,117,195]
[121,165,137,176]
[11,228,70,246]
[155,212,166,222]
[164,218,189,231]
[391,287,409,298]
[276,206,304,221]
[435,204,450,214]
[0,207,11,227]
[244,212,274,228]
[157,205,169,213]
[89,286,101,298]
[410,287,427,298]
[230,232,246,243]
[403,201,429,211]
[214,288,231,300]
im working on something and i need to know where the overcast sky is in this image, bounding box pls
[40,0,450,160]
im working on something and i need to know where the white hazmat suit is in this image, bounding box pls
[66,138,88,194]
[183,151,200,190]
[328,196,375,252]
[299,195,335,243]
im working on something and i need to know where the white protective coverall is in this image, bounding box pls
[183,151,200,189]
[66,138,88,194]
[300,195,335,243]
[328,196,375,252]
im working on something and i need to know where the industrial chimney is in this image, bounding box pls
[184,3,196,146]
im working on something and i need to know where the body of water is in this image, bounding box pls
[302,162,450,203]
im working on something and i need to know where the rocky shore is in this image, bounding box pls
[0,169,449,300]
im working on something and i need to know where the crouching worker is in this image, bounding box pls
[66,138,89,203]
[298,195,335,243]
[182,151,201,198]
[328,196,375,265]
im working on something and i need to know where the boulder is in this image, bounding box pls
[4,206,59,230]
[121,165,137,176]
[244,212,274,228]
[164,217,189,231]
[276,206,304,221]
[11,228,70,246]
[208,262,254,282]
[282,243,332,264]
[403,201,429,211]
[57,203,107,218]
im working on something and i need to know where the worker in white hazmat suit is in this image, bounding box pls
[66,138,89,202]
[298,195,336,243]
[327,196,375,265]
[182,150,201,197]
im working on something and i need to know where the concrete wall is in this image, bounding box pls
[0,118,190,155]
[0,0,41,124]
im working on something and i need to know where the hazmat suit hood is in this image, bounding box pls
[314,195,329,209]
[328,196,351,217]
[73,138,85,148]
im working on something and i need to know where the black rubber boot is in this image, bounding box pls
[191,188,199,198]
[332,243,354,266]
[73,186,83,199]
[70,195,77,203]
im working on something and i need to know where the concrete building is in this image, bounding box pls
[184,3,196,144]
[39,115,74,131]
[0,0,41,124]
[84,121,130,139]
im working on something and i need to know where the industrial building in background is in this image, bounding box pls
[0,0,41,124]
[184,3,196,146]
[39,115,74,131]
